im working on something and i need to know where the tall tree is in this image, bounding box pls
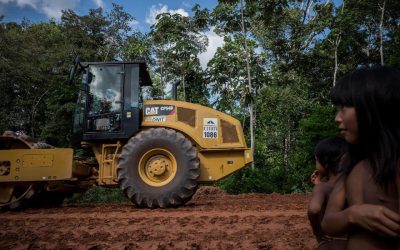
[206,35,266,114]
[61,8,109,61]
[0,21,71,139]
[122,31,152,62]
[149,11,208,101]
[210,1,269,168]
[103,3,135,61]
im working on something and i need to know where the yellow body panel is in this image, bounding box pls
[142,100,248,149]
[198,149,253,182]
[0,148,73,182]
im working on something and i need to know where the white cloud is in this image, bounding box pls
[1,0,78,19]
[0,0,39,9]
[129,19,139,29]
[92,0,104,8]
[145,4,189,26]
[41,0,78,19]
[198,29,225,70]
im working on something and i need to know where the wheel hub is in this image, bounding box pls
[138,148,177,187]
[146,156,171,177]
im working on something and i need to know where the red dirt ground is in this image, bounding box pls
[0,187,315,250]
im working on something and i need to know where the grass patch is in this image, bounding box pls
[66,186,127,204]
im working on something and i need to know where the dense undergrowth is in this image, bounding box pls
[66,187,127,204]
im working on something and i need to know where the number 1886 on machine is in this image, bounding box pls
[203,126,218,139]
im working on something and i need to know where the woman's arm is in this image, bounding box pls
[322,177,400,237]
[321,176,350,236]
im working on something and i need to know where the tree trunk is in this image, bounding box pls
[159,52,165,99]
[333,36,341,86]
[284,118,291,169]
[182,74,186,101]
[240,0,255,170]
[30,89,49,138]
[379,0,386,66]
[333,2,345,86]
[302,0,311,23]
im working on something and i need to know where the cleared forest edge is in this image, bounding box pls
[0,187,315,250]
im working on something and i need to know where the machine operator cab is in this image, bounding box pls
[73,60,152,141]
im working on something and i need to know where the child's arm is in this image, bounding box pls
[322,177,400,237]
[308,183,328,242]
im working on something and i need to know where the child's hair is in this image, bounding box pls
[330,66,400,186]
[314,136,348,175]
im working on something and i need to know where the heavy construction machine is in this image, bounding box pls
[0,59,253,210]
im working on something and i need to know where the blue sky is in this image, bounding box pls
[0,0,218,31]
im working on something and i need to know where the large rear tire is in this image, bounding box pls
[117,128,200,208]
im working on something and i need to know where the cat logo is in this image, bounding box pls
[145,106,159,116]
[144,105,175,116]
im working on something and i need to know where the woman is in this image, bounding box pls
[321,66,400,249]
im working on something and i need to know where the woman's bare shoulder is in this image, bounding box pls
[351,160,369,173]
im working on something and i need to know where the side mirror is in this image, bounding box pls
[88,72,93,84]
[172,80,181,100]
[82,70,93,85]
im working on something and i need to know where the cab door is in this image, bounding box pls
[86,64,124,135]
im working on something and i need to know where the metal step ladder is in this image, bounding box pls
[99,142,121,185]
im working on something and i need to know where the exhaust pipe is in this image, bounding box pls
[172,80,181,100]
[68,55,81,84]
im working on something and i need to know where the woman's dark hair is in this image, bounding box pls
[314,136,348,175]
[331,66,400,186]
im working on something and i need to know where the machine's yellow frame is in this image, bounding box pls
[0,148,73,182]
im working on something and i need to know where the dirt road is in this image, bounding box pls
[0,187,315,249]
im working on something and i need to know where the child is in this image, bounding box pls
[308,136,348,250]
[321,66,400,249]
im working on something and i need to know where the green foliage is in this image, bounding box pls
[214,0,400,194]
[122,31,152,62]
[184,68,210,105]
[287,104,338,191]
[297,104,338,153]
[207,35,267,113]
[66,187,127,204]
[220,104,337,194]
[217,163,310,194]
